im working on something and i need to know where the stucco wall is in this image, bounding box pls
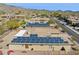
[29,45,51,51]
[52,46,71,51]
[9,44,71,52]
[9,45,29,50]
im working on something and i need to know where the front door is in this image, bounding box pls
[25,44,29,48]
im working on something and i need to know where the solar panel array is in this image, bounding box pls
[26,22,49,27]
[12,34,64,44]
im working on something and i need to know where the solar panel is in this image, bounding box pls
[21,40,26,43]
[26,22,49,27]
[12,35,65,44]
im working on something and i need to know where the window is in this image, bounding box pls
[25,44,29,48]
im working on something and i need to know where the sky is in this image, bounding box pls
[6,3,79,11]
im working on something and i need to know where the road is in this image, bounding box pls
[53,18,79,44]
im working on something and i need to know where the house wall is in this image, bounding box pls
[52,46,71,51]
[9,45,30,50]
[9,44,71,52]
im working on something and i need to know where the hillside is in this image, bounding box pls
[0,3,79,35]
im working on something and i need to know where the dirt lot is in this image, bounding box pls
[0,30,18,49]
[26,27,60,36]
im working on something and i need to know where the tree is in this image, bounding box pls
[47,19,55,25]
[19,20,26,25]
[0,26,5,35]
[0,10,6,14]
[53,12,62,17]
[6,20,20,30]
[26,16,31,20]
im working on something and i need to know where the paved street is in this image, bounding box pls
[53,18,79,45]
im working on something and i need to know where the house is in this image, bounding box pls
[68,16,79,25]
[9,34,71,52]
[9,22,72,52]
